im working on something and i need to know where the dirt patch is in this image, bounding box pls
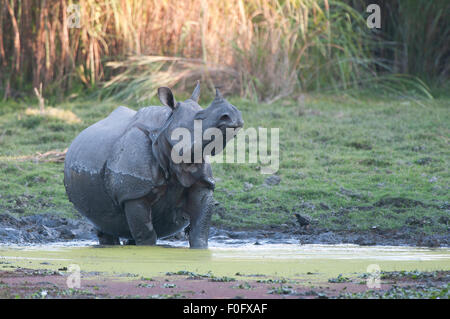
[374,196,428,208]
[13,149,67,163]
[358,158,391,167]
[346,141,372,150]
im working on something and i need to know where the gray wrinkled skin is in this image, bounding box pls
[64,83,243,248]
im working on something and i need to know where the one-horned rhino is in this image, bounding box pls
[64,83,243,248]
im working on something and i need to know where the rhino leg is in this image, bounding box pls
[186,183,214,249]
[97,230,120,245]
[124,198,157,245]
[123,239,136,245]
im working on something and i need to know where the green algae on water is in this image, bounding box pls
[0,244,449,284]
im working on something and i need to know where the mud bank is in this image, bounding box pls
[0,213,448,247]
[0,213,96,244]
[0,267,448,299]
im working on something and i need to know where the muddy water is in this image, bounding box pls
[0,241,449,281]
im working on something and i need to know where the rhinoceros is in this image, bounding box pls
[64,83,243,248]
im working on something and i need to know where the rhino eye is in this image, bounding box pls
[219,114,231,122]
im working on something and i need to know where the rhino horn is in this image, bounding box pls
[191,81,201,102]
[215,87,223,100]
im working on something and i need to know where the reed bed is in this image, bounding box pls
[0,0,446,102]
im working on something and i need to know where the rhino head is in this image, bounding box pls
[158,83,244,163]
[155,82,244,170]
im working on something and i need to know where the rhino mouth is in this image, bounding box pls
[216,125,242,144]
[202,124,241,157]
[218,124,243,133]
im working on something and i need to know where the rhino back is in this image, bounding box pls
[131,105,172,131]
[65,106,136,173]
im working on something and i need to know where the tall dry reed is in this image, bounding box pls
[0,0,442,102]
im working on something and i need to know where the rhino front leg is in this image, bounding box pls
[124,198,157,245]
[186,183,214,249]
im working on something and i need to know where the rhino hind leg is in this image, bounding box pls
[97,230,121,245]
[124,198,157,245]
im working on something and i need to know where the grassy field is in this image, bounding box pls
[0,94,448,236]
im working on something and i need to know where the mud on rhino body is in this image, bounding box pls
[64,84,243,248]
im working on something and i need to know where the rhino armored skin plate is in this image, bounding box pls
[64,83,243,248]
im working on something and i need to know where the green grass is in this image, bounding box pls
[0,94,448,235]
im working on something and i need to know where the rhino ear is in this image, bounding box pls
[191,81,201,102]
[158,87,177,109]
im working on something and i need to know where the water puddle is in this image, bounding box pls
[1,240,449,280]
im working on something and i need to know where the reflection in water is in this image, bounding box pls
[211,244,450,261]
[2,240,449,262]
